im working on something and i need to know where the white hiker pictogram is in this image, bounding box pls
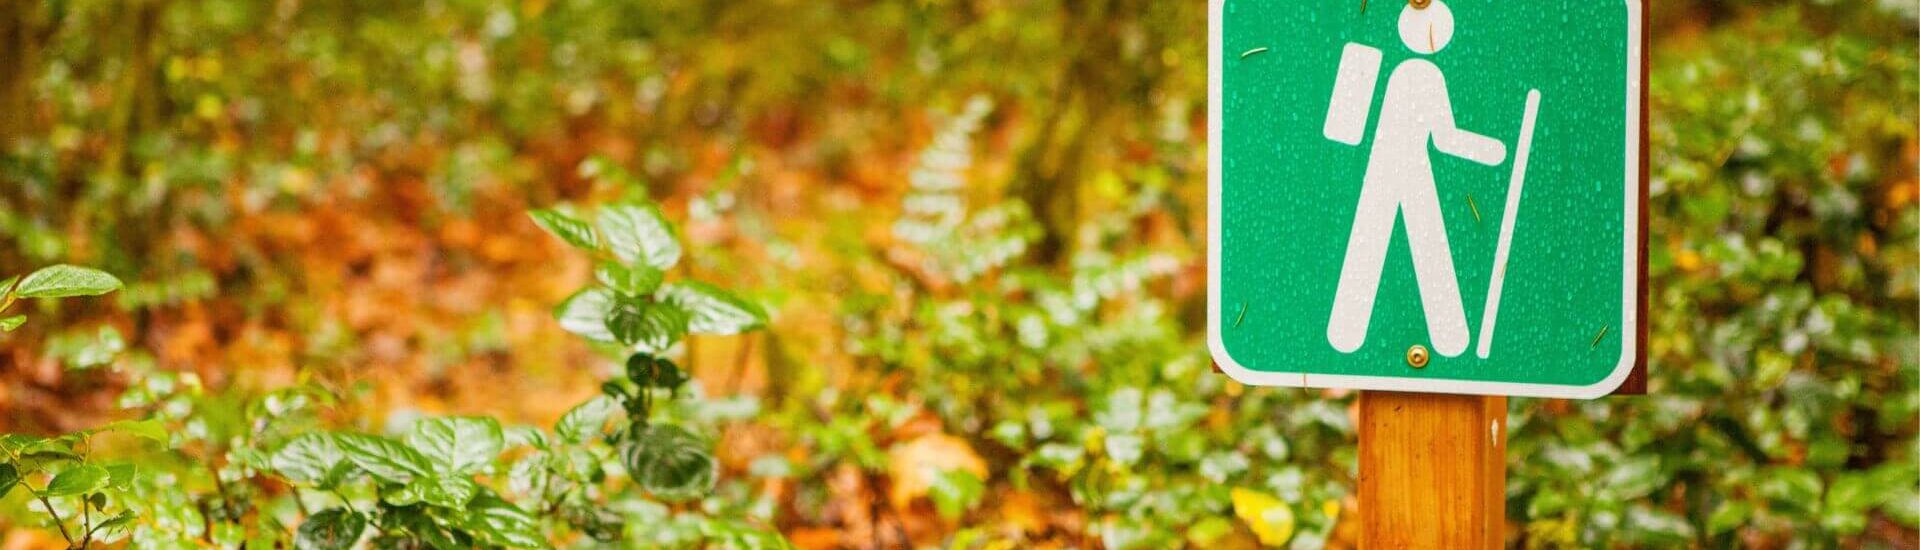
[1321,0,1542,359]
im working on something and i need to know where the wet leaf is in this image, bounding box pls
[45,464,109,496]
[659,281,767,335]
[1230,487,1295,547]
[295,509,366,550]
[556,396,621,444]
[13,265,122,298]
[405,417,503,476]
[272,434,345,485]
[335,434,430,484]
[622,424,717,501]
[598,202,681,270]
[528,208,599,251]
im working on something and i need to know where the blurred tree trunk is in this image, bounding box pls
[1012,0,1159,265]
[1014,0,1124,264]
[105,0,168,177]
[0,0,60,151]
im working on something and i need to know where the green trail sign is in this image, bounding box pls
[1207,0,1646,398]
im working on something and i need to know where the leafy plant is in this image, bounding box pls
[0,264,121,333]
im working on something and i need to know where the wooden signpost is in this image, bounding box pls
[1208,0,1647,546]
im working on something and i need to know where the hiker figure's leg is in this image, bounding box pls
[1399,176,1471,357]
[1328,178,1401,353]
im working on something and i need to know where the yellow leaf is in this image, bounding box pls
[886,433,987,509]
[1231,487,1296,547]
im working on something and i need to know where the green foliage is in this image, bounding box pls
[0,265,122,333]
[0,1,1910,548]
[1,194,783,548]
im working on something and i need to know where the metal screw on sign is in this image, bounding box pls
[1406,345,1430,368]
[1409,0,1432,9]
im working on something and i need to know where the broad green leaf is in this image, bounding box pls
[555,288,617,343]
[273,434,346,485]
[14,437,79,464]
[94,510,135,538]
[1601,457,1663,500]
[928,469,985,520]
[96,418,168,444]
[598,202,681,270]
[44,464,109,496]
[1759,467,1822,513]
[606,297,691,351]
[0,275,17,296]
[528,209,599,250]
[13,265,123,298]
[1625,507,1696,543]
[295,509,366,550]
[0,315,23,332]
[1884,488,1920,528]
[622,424,718,501]
[596,262,665,297]
[334,434,431,484]
[405,417,503,476]
[0,463,17,498]
[659,281,768,335]
[464,491,550,549]
[504,426,548,450]
[1824,472,1884,512]
[1230,487,1295,547]
[103,463,136,490]
[0,434,38,455]
[560,502,625,543]
[556,395,621,444]
[388,476,478,509]
[1706,501,1751,535]
[382,505,460,548]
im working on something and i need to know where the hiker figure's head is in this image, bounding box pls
[1399,0,1455,55]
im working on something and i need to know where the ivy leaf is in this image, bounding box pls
[273,434,346,485]
[659,281,768,335]
[1230,487,1295,547]
[44,464,109,496]
[528,209,599,251]
[606,297,691,352]
[0,463,18,498]
[598,202,681,270]
[13,265,123,299]
[621,424,718,501]
[556,396,621,444]
[554,288,617,343]
[295,509,366,550]
[405,417,503,476]
[596,262,665,297]
[464,491,550,549]
[335,434,431,484]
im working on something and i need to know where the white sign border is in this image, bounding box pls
[1205,0,1643,399]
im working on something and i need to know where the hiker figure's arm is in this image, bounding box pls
[1434,127,1507,166]
[1422,69,1508,166]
